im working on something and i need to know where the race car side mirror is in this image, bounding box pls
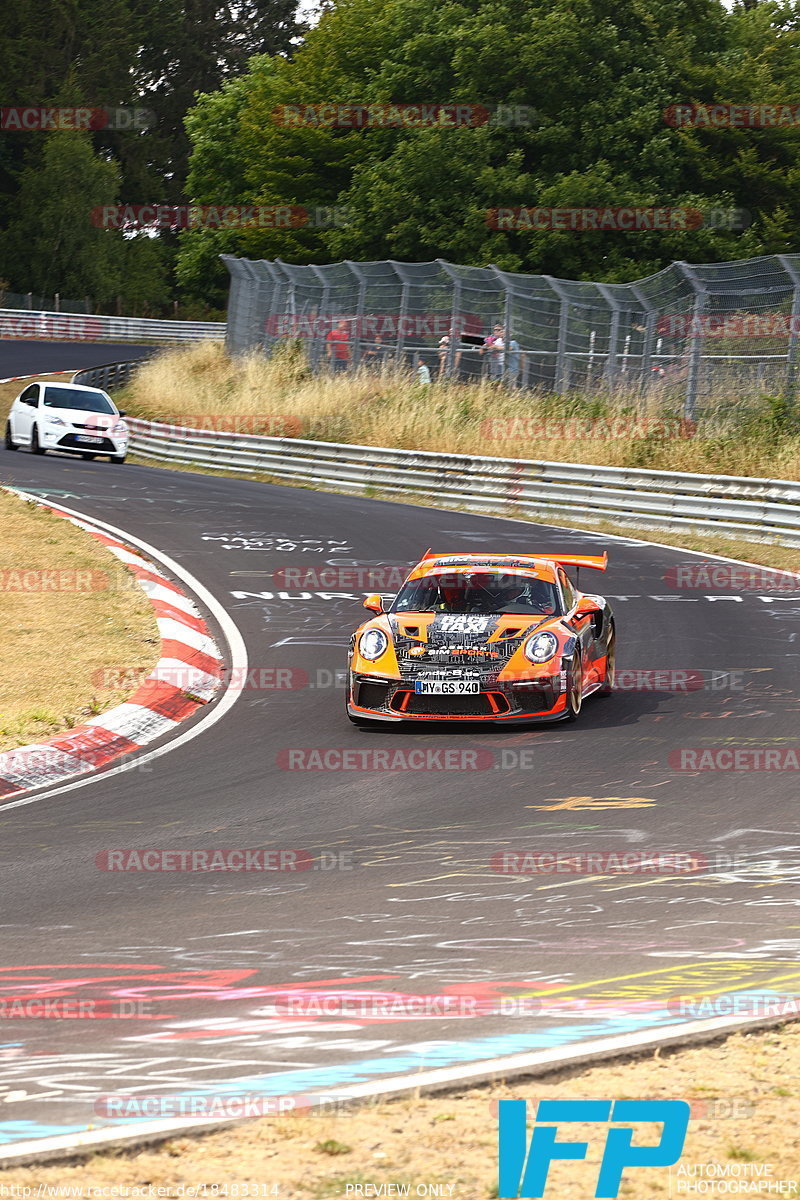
[363,593,384,613]
[575,596,601,616]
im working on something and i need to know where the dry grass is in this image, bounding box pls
[0,489,159,751]
[118,341,800,481]
[3,1023,798,1196]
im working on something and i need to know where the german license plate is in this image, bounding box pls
[414,679,480,695]
[76,435,104,444]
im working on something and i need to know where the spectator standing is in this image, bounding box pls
[480,323,505,381]
[325,318,351,373]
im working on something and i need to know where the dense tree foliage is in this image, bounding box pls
[178,0,800,301]
[0,0,797,309]
[0,0,302,310]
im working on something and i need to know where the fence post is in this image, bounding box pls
[543,277,570,393]
[629,284,657,389]
[675,261,707,420]
[389,261,410,365]
[308,264,332,372]
[596,284,623,388]
[346,261,367,368]
[778,255,800,405]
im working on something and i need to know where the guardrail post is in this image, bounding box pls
[675,262,707,421]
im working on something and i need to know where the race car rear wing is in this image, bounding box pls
[549,553,608,572]
[419,549,608,571]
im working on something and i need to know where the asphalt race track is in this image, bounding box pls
[1,340,800,1147]
[0,340,155,379]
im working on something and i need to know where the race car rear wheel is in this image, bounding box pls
[599,624,616,696]
[563,652,583,722]
[5,422,18,451]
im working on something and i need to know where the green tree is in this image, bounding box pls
[2,131,126,305]
[179,0,800,286]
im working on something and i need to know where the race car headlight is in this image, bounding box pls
[524,631,559,663]
[111,420,128,436]
[359,629,389,660]
[44,414,66,425]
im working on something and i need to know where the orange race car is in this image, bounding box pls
[346,550,615,725]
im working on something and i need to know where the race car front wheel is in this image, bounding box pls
[563,652,583,722]
[599,624,616,696]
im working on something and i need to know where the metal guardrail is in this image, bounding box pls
[125,417,800,547]
[72,359,152,390]
[0,309,224,343]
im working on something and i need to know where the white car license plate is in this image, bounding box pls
[414,679,480,695]
[76,435,104,444]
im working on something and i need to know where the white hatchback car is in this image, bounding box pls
[5,381,129,462]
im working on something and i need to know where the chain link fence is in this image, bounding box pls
[222,254,800,418]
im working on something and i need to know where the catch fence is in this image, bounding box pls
[222,254,800,417]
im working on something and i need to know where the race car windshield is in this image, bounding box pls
[391,572,562,616]
[42,387,115,414]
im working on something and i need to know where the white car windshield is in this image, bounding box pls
[42,387,115,414]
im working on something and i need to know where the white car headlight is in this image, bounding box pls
[111,420,128,437]
[45,414,66,425]
[359,629,389,660]
[524,631,559,663]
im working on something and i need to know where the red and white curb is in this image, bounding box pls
[0,493,225,799]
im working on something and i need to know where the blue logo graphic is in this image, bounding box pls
[498,1098,690,1198]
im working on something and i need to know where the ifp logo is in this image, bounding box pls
[498,1099,690,1197]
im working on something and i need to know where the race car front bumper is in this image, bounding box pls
[348,672,569,723]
